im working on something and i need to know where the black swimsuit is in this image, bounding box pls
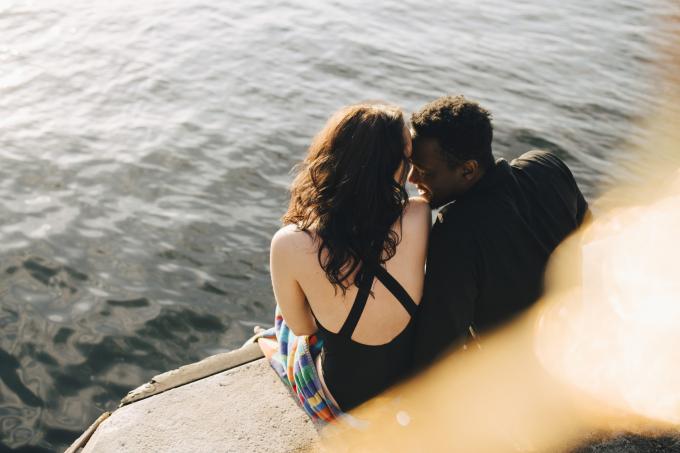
[314,262,418,411]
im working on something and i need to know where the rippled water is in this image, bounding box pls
[0,0,677,450]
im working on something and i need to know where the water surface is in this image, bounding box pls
[0,0,676,450]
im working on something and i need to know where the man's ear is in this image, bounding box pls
[461,160,479,180]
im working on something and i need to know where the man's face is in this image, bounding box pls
[408,137,470,209]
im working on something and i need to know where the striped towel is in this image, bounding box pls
[256,306,343,423]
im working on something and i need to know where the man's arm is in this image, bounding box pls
[412,216,479,369]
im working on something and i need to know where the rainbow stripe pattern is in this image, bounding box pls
[258,306,343,423]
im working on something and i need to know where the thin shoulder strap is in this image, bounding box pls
[374,265,418,317]
[337,264,376,339]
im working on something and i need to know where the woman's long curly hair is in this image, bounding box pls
[283,103,410,294]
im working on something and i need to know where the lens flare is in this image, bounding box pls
[536,172,680,426]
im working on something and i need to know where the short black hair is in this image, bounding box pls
[411,95,494,169]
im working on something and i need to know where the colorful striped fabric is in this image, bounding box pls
[257,305,343,423]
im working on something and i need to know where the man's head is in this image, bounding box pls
[408,95,494,208]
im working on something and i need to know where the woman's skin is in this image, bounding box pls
[270,126,431,404]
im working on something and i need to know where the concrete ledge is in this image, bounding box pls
[121,342,265,406]
[65,411,111,453]
[79,358,319,453]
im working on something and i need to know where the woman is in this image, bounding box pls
[270,103,430,412]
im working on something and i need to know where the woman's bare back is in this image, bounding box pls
[271,197,430,345]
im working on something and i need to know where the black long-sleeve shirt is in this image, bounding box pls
[413,150,588,368]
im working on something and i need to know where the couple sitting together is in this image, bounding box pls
[265,95,588,418]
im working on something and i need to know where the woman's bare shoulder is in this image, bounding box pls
[405,196,430,212]
[402,197,431,227]
[271,224,315,254]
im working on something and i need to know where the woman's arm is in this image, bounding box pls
[270,226,318,336]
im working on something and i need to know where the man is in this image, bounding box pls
[409,95,588,368]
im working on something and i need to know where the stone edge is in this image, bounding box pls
[120,342,265,406]
[65,342,265,452]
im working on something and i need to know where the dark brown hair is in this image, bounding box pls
[283,103,409,294]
